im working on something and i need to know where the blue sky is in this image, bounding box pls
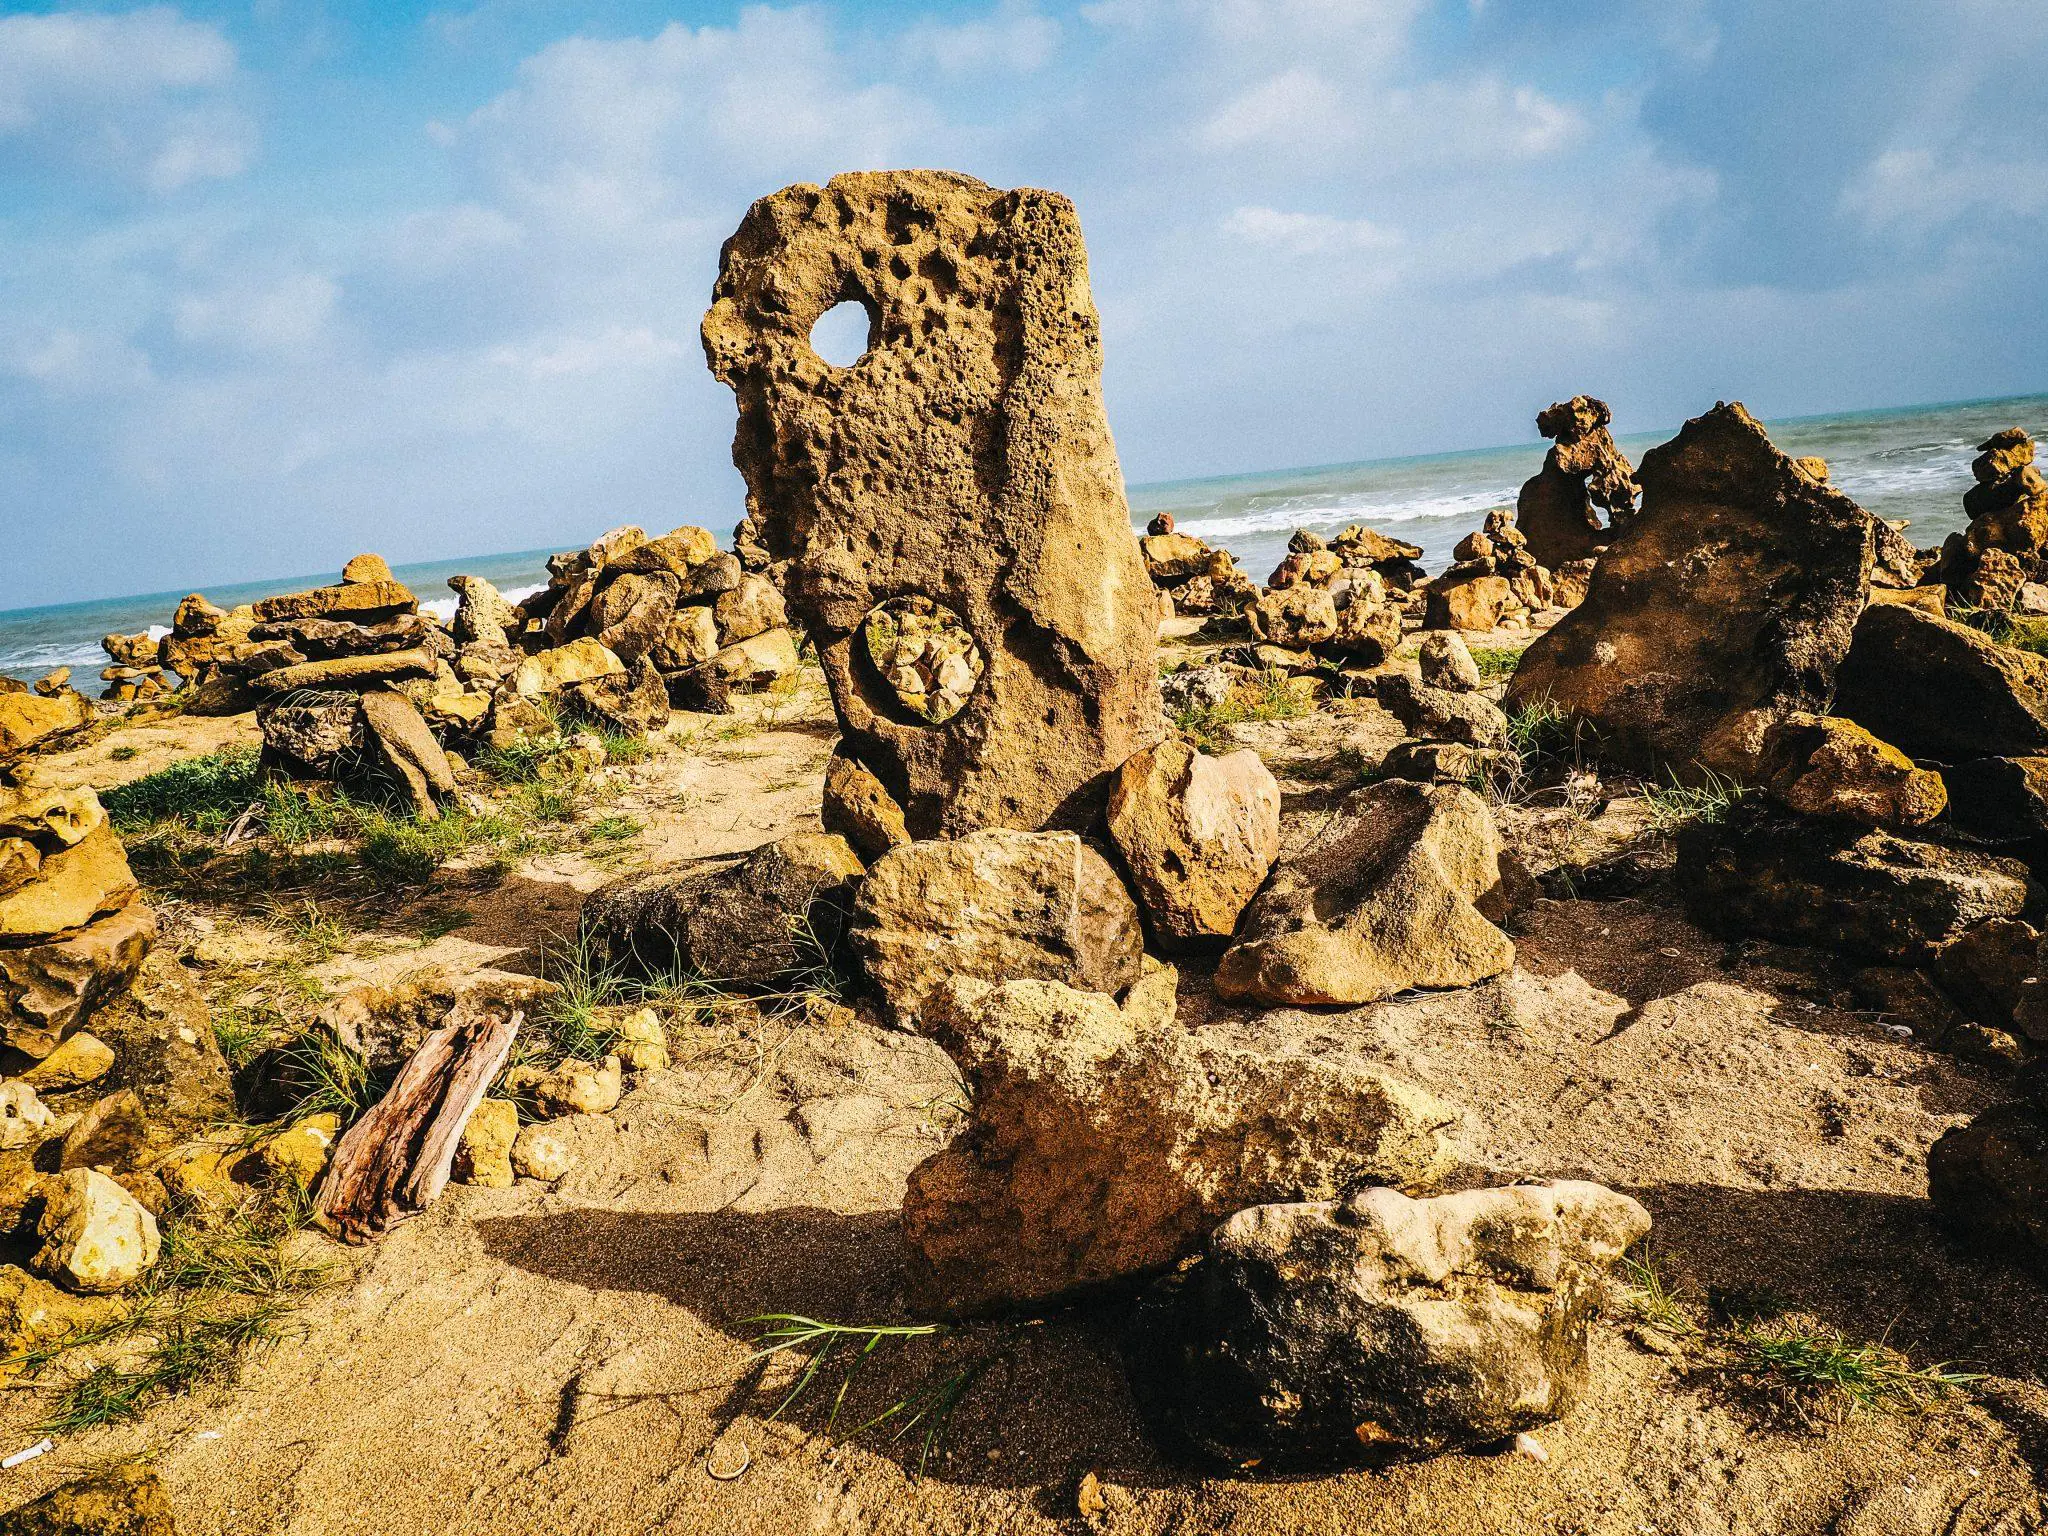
[3,0,2045,608]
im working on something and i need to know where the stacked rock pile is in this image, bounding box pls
[1937,428,2048,611]
[1377,631,1512,784]
[1243,528,1410,670]
[0,672,93,763]
[512,523,799,715]
[97,632,173,703]
[1137,513,1257,616]
[1422,507,1561,630]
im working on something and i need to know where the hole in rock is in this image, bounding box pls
[809,300,874,368]
[860,596,985,725]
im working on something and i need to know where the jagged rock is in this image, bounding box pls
[1419,632,1483,692]
[1678,802,2033,963]
[33,1169,159,1293]
[852,829,1145,1027]
[0,1462,173,1535]
[0,903,156,1058]
[1329,525,1426,589]
[0,1083,52,1150]
[650,606,720,671]
[249,612,442,662]
[589,571,681,663]
[614,1009,669,1072]
[509,637,625,698]
[504,1056,621,1119]
[581,833,865,987]
[713,574,788,645]
[251,579,416,625]
[1106,740,1280,950]
[900,974,1460,1315]
[1159,664,1236,717]
[690,628,799,693]
[1141,533,1214,581]
[1423,572,1517,633]
[454,1099,518,1188]
[0,824,137,943]
[1127,1180,1651,1469]
[251,649,437,696]
[0,689,92,763]
[59,1090,149,1172]
[566,655,670,736]
[101,632,158,670]
[359,690,458,819]
[511,1121,576,1181]
[676,551,743,602]
[1325,588,1403,663]
[1506,402,1874,779]
[1216,780,1514,1006]
[1757,713,1946,827]
[1834,602,2048,762]
[704,171,1161,838]
[447,574,520,647]
[19,1032,115,1091]
[1376,673,1509,749]
[1515,396,1639,569]
[1931,918,2038,1034]
[1266,548,1341,591]
[821,749,911,862]
[1929,1066,2048,1276]
[604,526,718,577]
[258,691,363,777]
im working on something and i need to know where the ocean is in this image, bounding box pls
[4,393,2044,685]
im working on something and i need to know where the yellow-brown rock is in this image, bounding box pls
[453,1099,518,1188]
[1514,396,1639,569]
[509,636,625,698]
[0,1462,173,1535]
[704,171,1161,837]
[0,904,156,1058]
[0,824,137,941]
[820,748,911,861]
[18,1032,115,1091]
[341,552,395,584]
[259,1112,341,1190]
[252,578,416,624]
[33,1168,159,1293]
[251,648,437,695]
[1107,740,1280,951]
[1759,714,1946,827]
[0,689,91,762]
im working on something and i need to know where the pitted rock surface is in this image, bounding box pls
[703,170,1161,836]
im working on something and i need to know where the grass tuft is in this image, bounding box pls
[104,746,262,833]
[1730,1315,1980,1416]
[1468,645,1527,683]
[1639,767,1747,835]
[1172,669,1313,753]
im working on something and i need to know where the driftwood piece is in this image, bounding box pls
[316,996,522,1244]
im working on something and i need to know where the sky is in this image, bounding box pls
[2,0,2045,609]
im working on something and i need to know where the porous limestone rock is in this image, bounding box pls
[900,974,1460,1315]
[503,1056,622,1119]
[85,952,235,1139]
[580,833,865,986]
[1678,802,2033,963]
[251,578,416,625]
[1505,402,1875,779]
[342,553,395,584]
[454,1099,518,1188]
[511,1121,576,1181]
[1940,429,2048,608]
[1423,574,1516,634]
[258,691,363,778]
[1249,588,1338,650]
[0,903,156,1058]
[821,748,911,862]
[1418,631,1483,692]
[258,1113,340,1190]
[1931,918,2037,1035]
[851,829,1145,1027]
[0,820,137,943]
[1514,396,1639,569]
[1943,755,2048,854]
[509,637,625,699]
[703,171,1161,837]
[359,688,458,819]
[1126,1180,1651,1469]
[589,571,681,663]
[559,655,670,737]
[1105,740,1280,950]
[1377,673,1510,749]
[651,606,721,672]
[33,1168,160,1293]
[714,573,788,645]
[0,1083,52,1150]
[1757,713,1947,827]
[0,1462,174,1536]
[0,689,92,763]
[251,649,436,696]
[0,1264,123,1379]
[1834,602,2048,762]
[18,1032,115,1091]
[59,1090,149,1172]
[614,1009,670,1072]
[448,574,520,647]
[1215,780,1513,1006]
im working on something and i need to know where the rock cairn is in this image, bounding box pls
[1245,528,1411,670]
[1938,428,2048,610]
[703,170,1162,838]
[510,522,799,718]
[1139,513,1258,617]
[1514,394,1638,569]
[97,632,172,703]
[1423,506,1558,631]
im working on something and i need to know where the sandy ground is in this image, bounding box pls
[3,650,2046,1535]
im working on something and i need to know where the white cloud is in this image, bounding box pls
[901,6,1061,73]
[1222,205,1400,254]
[0,7,250,193]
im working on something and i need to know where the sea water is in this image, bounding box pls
[4,394,2044,683]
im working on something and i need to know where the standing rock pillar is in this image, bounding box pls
[703,171,1161,837]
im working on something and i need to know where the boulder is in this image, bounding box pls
[342,553,395,584]
[251,649,436,696]
[1248,588,1338,649]
[0,1084,52,1150]
[454,1098,518,1188]
[33,1168,160,1293]
[258,1113,339,1190]
[599,525,716,577]
[695,627,800,690]
[0,1463,174,1536]
[1376,674,1509,749]
[359,690,458,819]
[0,1264,123,1379]
[1505,402,1874,779]
[1757,713,1946,827]
[589,571,681,663]
[251,579,416,625]
[559,656,669,736]
[0,903,156,1058]
[1325,591,1403,663]
[0,824,137,942]
[447,574,520,647]
[1105,740,1280,950]
[1833,602,2048,762]
[1418,631,1483,692]
[1931,918,2038,1034]
[1216,780,1513,1006]
[650,606,720,671]
[713,574,788,645]
[1423,573,1516,633]
[1515,396,1639,569]
[1141,532,1215,582]
[0,689,92,762]
[509,637,625,699]
[820,748,911,862]
[84,953,235,1139]
[1126,1181,1651,1470]
[900,974,1460,1315]
[1677,802,2033,963]
[19,1032,116,1091]
[581,833,865,987]
[852,829,1145,1027]
[249,613,441,662]
[59,1090,149,1172]
[676,551,743,602]
[258,692,364,777]
[705,171,1162,838]
[1928,1066,2048,1277]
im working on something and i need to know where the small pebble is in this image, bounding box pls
[1513,1432,1548,1464]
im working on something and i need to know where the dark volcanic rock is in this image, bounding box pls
[1677,801,2034,963]
[1833,603,2048,762]
[1505,402,1874,779]
[1126,1181,1650,1471]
